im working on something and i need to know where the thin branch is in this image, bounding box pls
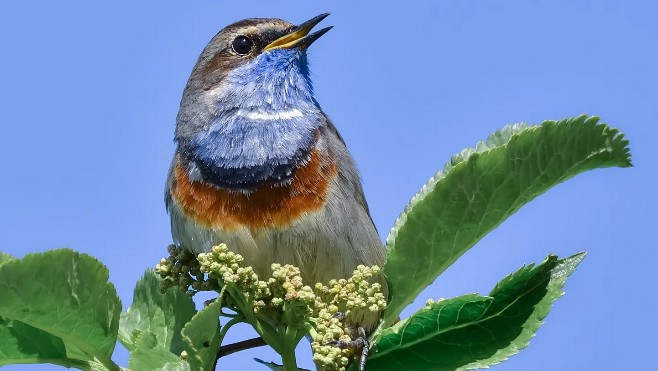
[215,336,267,360]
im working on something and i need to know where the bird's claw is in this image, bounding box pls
[327,327,369,371]
[331,311,346,320]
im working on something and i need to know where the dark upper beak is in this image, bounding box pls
[264,13,333,51]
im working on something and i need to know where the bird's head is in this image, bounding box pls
[175,14,333,190]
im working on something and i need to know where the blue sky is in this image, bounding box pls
[1,1,656,370]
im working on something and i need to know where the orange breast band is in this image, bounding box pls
[171,149,337,231]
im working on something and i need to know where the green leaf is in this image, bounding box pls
[365,253,585,371]
[383,115,630,324]
[254,358,312,371]
[119,269,196,354]
[0,249,121,369]
[128,332,190,371]
[181,294,224,371]
[0,252,14,266]
[0,317,78,368]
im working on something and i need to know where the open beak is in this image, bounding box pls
[264,13,333,51]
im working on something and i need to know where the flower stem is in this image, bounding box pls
[281,325,299,371]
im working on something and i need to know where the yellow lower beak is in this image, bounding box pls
[264,13,332,51]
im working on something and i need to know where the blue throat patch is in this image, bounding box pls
[187,49,325,190]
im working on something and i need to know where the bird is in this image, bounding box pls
[164,13,387,334]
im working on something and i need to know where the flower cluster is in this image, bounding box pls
[197,244,270,307]
[311,265,387,370]
[156,244,387,371]
[155,244,216,295]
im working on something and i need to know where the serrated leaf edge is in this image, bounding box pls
[372,253,585,367]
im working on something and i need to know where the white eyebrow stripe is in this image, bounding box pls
[236,108,304,120]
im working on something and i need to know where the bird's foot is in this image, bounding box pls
[327,326,369,371]
[331,311,347,320]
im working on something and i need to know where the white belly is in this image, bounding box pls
[168,186,385,285]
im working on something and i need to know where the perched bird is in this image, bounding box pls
[165,13,386,332]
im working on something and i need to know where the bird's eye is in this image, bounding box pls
[232,36,254,55]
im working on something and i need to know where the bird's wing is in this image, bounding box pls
[323,115,378,232]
